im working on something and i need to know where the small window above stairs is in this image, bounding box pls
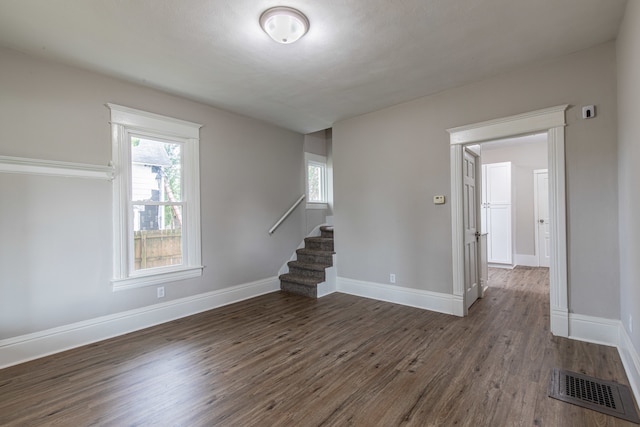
[280,226,334,298]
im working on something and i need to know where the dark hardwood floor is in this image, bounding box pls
[1,267,637,426]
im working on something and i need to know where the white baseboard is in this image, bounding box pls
[514,254,539,267]
[551,307,569,337]
[0,276,280,369]
[568,313,621,347]
[566,313,640,405]
[488,263,514,269]
[619,327,640,405]
[337,277,461,316]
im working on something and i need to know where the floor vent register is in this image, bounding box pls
[549,368,639,424]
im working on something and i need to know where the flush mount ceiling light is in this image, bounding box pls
[260,6,309,44]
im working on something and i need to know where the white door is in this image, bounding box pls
[463,150,480,309]
[535,170,550,267]
[482,162,512,265]
[487,204,511,262]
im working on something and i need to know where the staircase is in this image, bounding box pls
[280,226,334,298]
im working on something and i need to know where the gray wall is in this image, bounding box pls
[304,130,328,156]
[333,42,619,319]
[482,140,548,259]
[617,1,640,357]
[0,47,305,339]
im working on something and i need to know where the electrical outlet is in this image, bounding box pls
[389,274,396,284]
[157,286,165,298]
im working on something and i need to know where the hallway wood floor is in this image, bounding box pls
[1,267,636,426]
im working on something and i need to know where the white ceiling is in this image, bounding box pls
[0,0,628,134]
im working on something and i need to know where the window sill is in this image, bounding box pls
[112,266,203,291]
[306,202,328,210]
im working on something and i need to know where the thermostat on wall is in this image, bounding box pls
[433,195,445,205]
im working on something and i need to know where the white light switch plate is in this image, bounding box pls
[582,105,595,119]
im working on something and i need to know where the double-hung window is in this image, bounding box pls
[108,104,203,290]
[305,153,328,209]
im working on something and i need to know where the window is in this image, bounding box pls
[305,153,328,208]
[108,104,203,290]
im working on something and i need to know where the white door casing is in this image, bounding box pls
[463,149,480,309]
[479,233,488,297]
[448,104,569,338]
[534,170,550,267]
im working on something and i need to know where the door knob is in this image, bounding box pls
[539,219,544,224]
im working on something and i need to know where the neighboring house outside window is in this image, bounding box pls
[108,104,203,290]
[305,152,328,209]
[132,139,171,231]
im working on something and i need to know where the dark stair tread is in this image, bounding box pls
[279,273,322,286]
[319,226,333,231]
[287,260,329,271]
[319,226,334,235]
[305,236,333,242]
[280,282,317,298]
[296,248,335,255]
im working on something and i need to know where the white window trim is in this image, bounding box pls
[305,153,328,209]
[108,104,203,291]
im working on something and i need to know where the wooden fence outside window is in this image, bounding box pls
[134,229,182,270]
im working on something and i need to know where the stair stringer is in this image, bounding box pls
[316,253,337,297]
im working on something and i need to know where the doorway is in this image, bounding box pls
[447,105,569,337]
[480,134,549,268]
